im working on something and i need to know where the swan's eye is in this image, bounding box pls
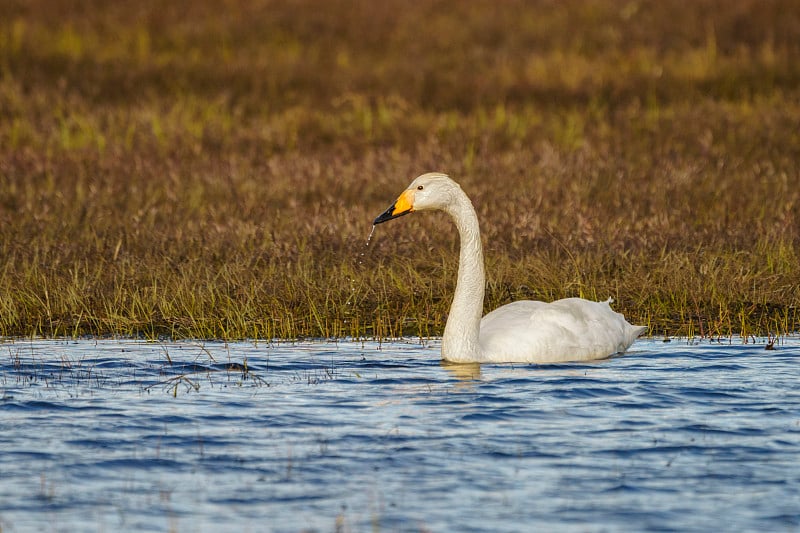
[417,185,424,190]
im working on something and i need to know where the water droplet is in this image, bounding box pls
[357,225,377,267]
[365,225,376,247]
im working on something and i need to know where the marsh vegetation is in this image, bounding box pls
[1,0,798,339]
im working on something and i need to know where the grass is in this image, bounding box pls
[0,0,799,340]
[2,340,271,397]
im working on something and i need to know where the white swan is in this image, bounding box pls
[373,172,646,364]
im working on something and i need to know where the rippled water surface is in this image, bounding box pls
[1,337,799,532]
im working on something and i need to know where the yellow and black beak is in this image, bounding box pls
[373,189,414,225]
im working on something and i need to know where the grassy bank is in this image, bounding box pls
[1,0,799,339]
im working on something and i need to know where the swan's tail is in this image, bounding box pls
[605,297,647,344]
[613,324,647,355]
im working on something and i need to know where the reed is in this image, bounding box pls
[1,0,798,339]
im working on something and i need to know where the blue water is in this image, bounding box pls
[1,337,799,532]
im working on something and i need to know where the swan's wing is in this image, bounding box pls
[479,298,644,363]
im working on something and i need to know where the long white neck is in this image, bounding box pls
[441,188,485,362]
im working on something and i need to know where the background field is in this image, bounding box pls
[1,0,799,339]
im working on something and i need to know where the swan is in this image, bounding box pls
[373,172,646,364]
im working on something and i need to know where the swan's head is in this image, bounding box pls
[373,172,461,224]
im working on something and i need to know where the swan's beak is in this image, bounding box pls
[373,189,414,225]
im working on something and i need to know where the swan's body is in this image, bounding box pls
[374,172,646,364]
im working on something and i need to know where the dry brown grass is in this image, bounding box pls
[1,0,799,339]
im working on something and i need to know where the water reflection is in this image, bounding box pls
[440,360,481,381]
